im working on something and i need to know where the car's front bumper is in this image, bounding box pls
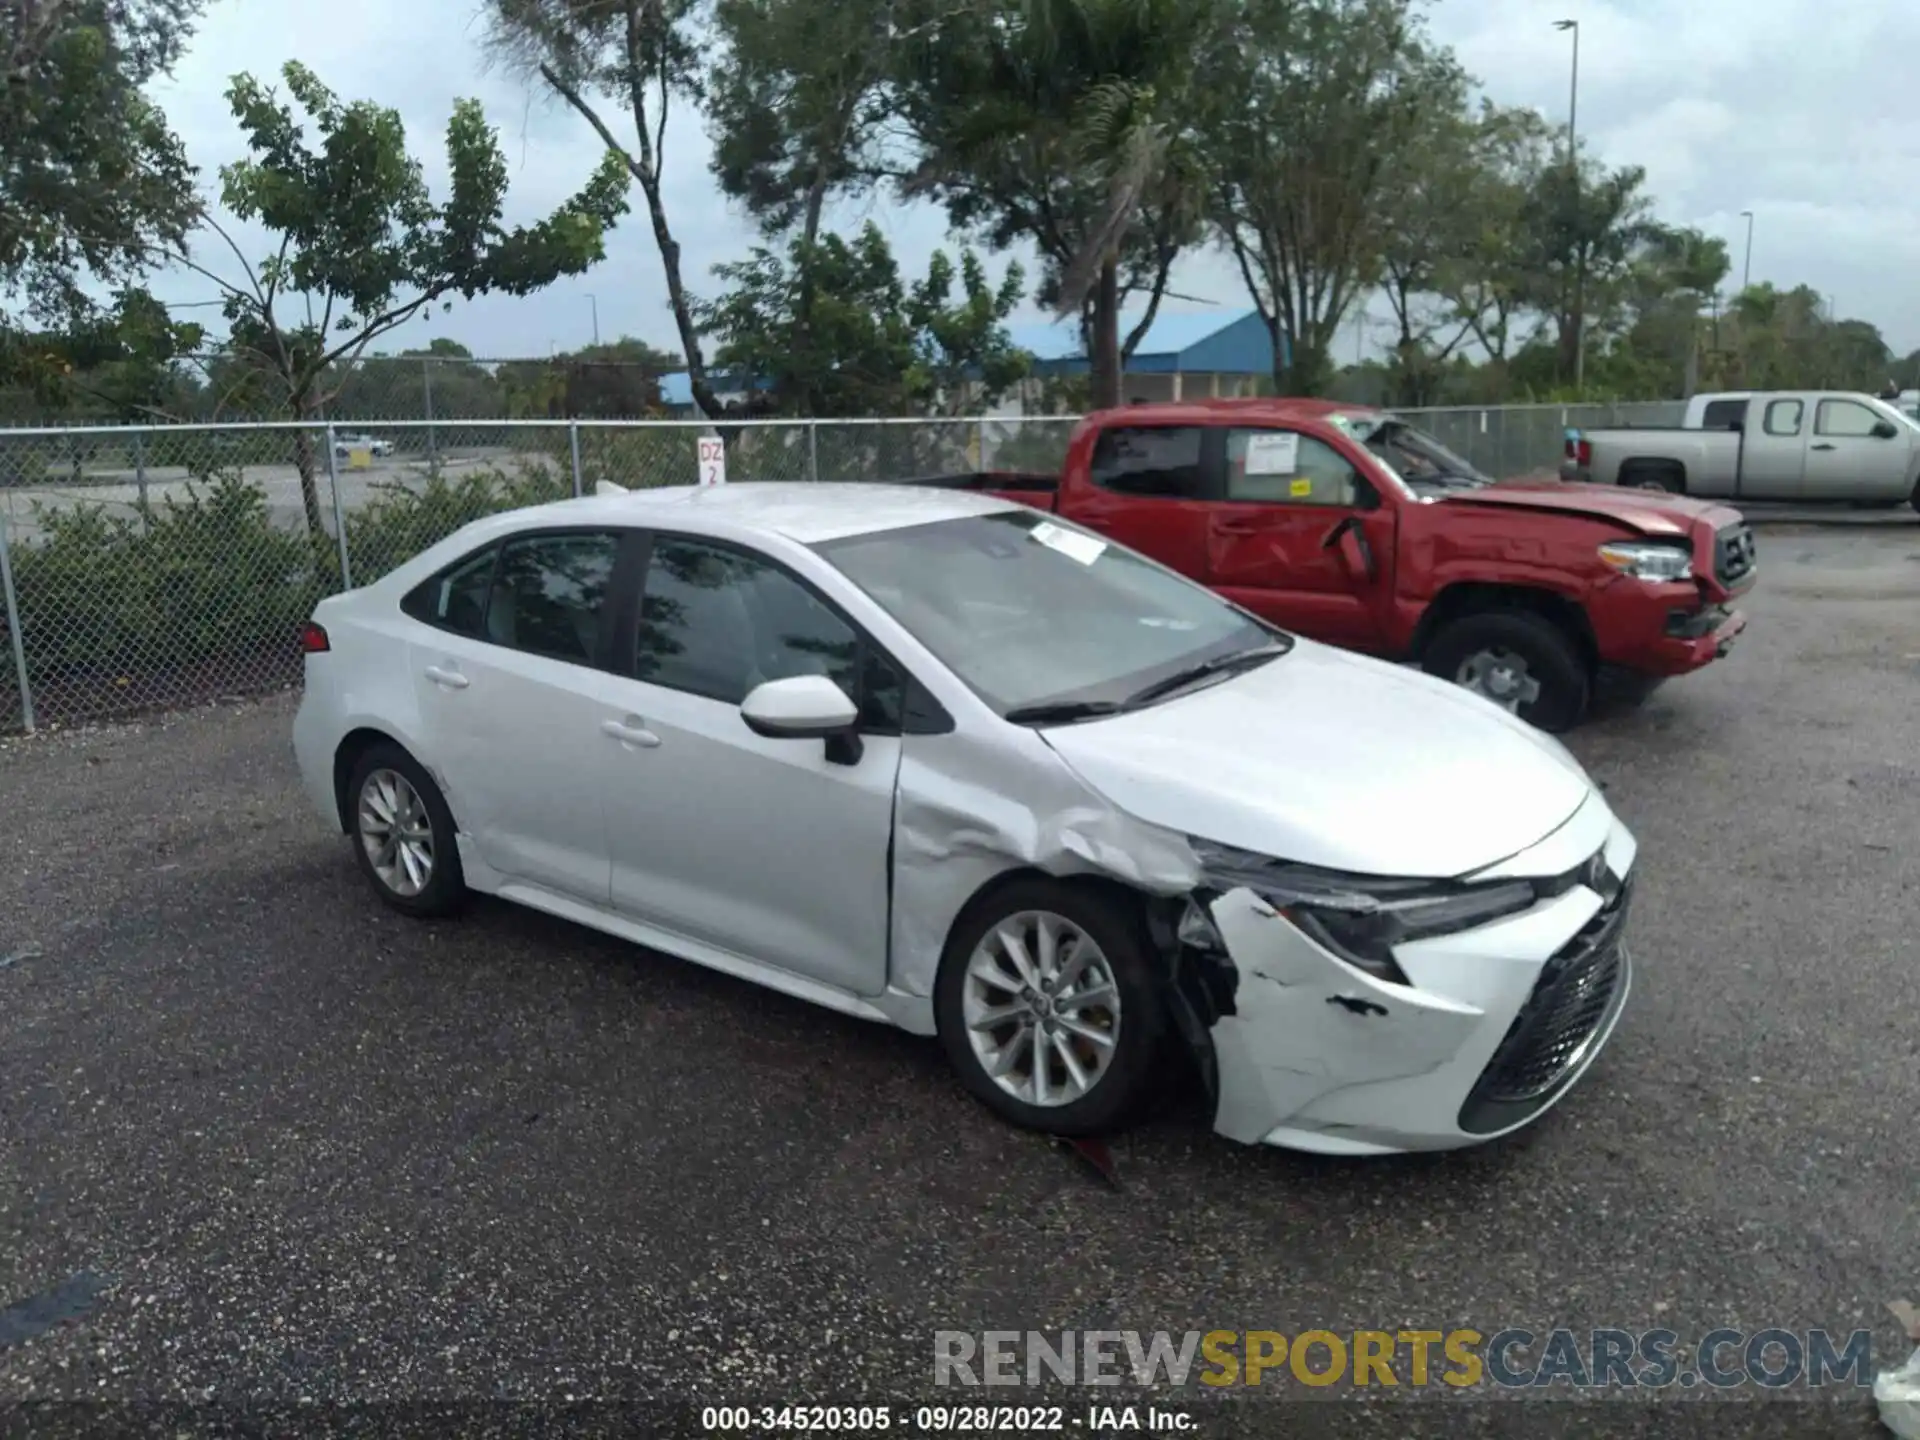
[1198,789,1635,1155]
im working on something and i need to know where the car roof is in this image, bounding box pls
[500,481,1023,544]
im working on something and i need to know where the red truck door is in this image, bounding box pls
[1203,425,1398,653]
[1064,422,1216,577]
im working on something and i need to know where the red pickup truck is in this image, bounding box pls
[925,398,1755,731]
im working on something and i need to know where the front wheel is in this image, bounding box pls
[934,878,1167,1138]
[1422,610,1591,733]
[346,742,467,917]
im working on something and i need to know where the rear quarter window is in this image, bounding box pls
[401,545,498,635]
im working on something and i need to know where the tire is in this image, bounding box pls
[345,741,466,918]
[1623,464,1685,494]
[1910,479,1920,516]
[934,877,1167,1139]
[1422,610,1591,733]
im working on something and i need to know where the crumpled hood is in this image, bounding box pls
[1040,641,1595,879]
[1442,479,1733,536]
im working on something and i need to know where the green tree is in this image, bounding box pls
[181,61,629,547]
[1206,0,1464,396]
[1375,96,1489,405]
[897,0,1217,409]
[1434,106,1556,395]
[707,0,899,250]
[484,0,723,417]
[1515,148,1658,389]
[0,0,205,330]
[695,221,1029,417]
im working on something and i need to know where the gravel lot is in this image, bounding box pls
[1,521,1916,1438]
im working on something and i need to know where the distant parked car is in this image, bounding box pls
[332,433,394,458]
[1563,390,1920,508]
[292,481,1637,1155]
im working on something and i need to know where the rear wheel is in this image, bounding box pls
[934,878,1166,1138]
[1423,610,1591,733]
[345,742,466,917]
[1623,463,1685,494]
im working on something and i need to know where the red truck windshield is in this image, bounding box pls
[1341,415,1494,490]
[815,509,1281,717]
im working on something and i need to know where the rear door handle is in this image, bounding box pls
[1811,443,1836,451]
[601,717,661,749]
[423,665,469,690]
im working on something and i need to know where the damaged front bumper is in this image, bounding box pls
[1168,790,1636,1155]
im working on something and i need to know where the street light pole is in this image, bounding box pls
[586,293,600,347]
[1554,19,1583,393]
[1739,210,1753,293]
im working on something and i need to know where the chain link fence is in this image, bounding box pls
[0,402,1680,735]
[1393,401,1689,478]
[0,416,1079,733]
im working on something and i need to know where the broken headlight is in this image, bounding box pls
[1597,540,1691,582]
[1189,840,1540,983]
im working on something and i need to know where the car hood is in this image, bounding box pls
[1039,641,1595,879]
[1440,479,1729,536]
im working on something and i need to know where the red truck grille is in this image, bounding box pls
[1713,524,1757,589]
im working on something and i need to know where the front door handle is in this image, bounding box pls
[1215,518,1262,535]
[1811,443,1836,451]
[423,665,469,690]
[601,717,661,749]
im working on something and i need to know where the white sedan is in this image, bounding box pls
[292,482,1636,1154]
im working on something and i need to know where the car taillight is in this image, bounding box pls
[1576,439,1592,467]
[299,621,330,653]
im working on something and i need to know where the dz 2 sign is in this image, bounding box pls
[697,434,727,486]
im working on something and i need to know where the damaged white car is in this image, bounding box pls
[292,482,1635,1155]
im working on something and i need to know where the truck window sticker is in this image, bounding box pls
[1243,431,1301,475]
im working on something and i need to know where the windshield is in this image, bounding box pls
[814,509,1287,719]
[1337,414,1495,490]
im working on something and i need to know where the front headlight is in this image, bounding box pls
[1597,540,1691,582]
[1190,841,1541,983]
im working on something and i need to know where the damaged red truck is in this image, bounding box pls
[929,399,1757,731]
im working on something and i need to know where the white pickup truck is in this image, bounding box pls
[1561,390,1920,508]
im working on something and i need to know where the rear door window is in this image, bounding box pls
[1088,426,1206,498]
[483,531,622,665]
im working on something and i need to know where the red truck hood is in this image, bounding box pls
[1440,480,1739,536]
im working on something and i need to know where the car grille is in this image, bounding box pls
[1457,872,1631,1135]
[1713,524,1757,588]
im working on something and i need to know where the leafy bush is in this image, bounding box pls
[345,460,571,583]
[7,471,321,677]
[1,462,573,704]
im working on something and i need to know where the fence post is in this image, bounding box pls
[423,357,440,479]
[323,424,353,591]
[568,422,584,497]
[133,429,150,530]
[807,420,819,483]
[0,503,34,735]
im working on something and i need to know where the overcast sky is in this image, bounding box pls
[144,0,1920,365]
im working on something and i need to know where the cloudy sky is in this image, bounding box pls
[144,0,1920,365]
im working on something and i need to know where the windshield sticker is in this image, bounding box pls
[1030,520,1107,565]
[1243,431,1300,475]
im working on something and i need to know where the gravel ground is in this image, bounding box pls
[1,522,1916,1438]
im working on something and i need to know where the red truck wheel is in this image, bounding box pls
[1422,612,1591,733]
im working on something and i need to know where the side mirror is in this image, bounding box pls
[740,673,859,740]
[1873,420,1899,439]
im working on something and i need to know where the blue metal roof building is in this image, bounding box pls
[1002,307,1282,403]
[654,307,1281,414]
